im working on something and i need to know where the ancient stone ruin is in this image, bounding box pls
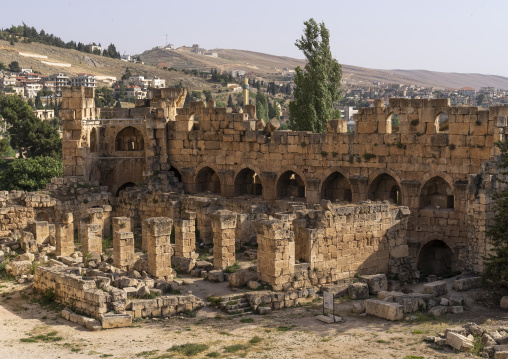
[1,85,507,330]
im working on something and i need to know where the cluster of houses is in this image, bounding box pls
[0,69,96,98]
[343,82,508,107]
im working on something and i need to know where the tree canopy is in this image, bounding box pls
[0,95,61,158]
[289,18,342,133]
[0,156,62,191]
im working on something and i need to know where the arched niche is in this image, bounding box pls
[420,176,454,209]
[116,182,135,196]
[321,172,352,202]
[195,166,221,194]
[435,112,449,133]
[417,240,454,276]
[387,113,399,134]
[277,171,306,199]
[368,173,401,204]
[115,126,144,151]
[234,168,262,196]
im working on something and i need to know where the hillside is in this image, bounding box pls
[141,47,508,90]
[0,40,210,89]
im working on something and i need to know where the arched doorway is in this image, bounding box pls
[116,182,135,196]
[420,176,454,209]
[115,126,144,151]
[368,174,401,204]
[234,168,262,196]
[277,171,305,199]
[321,172,352,202]
[195,167,221,194]
[417,240,454,276]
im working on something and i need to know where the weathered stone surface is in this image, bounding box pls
[208,270,224,282]
[359,274,388,294]
[172,256,196,273]
[6,260,32,276]
[446,331,474,351]
[423,281,447,296]
[229,267,258,287]
[247,280,261,290]
[348,282,369,299]
[453,277,481,291]
[365,299,403,321]
[429,306,449,317]
[100,313,132,329]
[258,306,271,315]
[495,351,508,359]
[500,296,508,309]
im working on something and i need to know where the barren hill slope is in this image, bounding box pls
[141,47,508,90]
[0,40,210,89]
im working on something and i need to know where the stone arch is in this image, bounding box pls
[277,170,306,199]
[386,112,399,134]
[419,176,454,209]
[320,171,352,202]
[435,112,449,133]
[35,211,50,222]
[416,234,459,275]
[90,127,97,153]
[169,166,182,182]
[116,182,135,197]
[368,173,401,204]
[195,166,221,194]
[115,126,145,151]
[234,167,263,196]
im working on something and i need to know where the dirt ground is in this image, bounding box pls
[1,276,507,359]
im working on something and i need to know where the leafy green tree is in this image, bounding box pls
[268,100,280,120]
[202,90,213,102]
[0,138,11,158]
[0,95,61,158]
[289,18,342,133]
[227,95,234,108]
[0,156,62,191]
[256,91,269,123]
[485,139,508,283]
[8,61,20,72]
[0,62,5,70]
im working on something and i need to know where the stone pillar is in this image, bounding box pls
[55,212,74,256]
[174,211,196,258]
[261,172,277,201]
[30,221,50,244]
[210,210,237,269]
[306,179,321,204]
[82,223,102,262]
[102,205,113,237]
[113,217,135,270]
[88,208,104,234]
[144,217,172,278]
[113,217,131,234]
[254,219,295,288]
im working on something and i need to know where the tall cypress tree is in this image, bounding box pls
[289,18,342,133]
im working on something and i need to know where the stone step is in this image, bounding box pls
[226,307,254,316]
[226,302,251,310]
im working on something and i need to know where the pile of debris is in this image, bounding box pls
[427,322,508,357]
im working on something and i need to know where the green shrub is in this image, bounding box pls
[169,343,208,356]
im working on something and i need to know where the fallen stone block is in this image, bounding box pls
[208,270,224,282]
[429,306,449,317]
[247,280,261,290]
[449,295,464,306]
[423,281,447,296]
[453,277,481,291]
[15,253,35,262]
[258,306,271,315]
[359,274,387,295]
[352,302,366,314]
[451,306,464,314]
[446,331,474,351]
[5,260,32,276]
[316,315,342,324]
[61,308,72,321]
[228,267,257,287]
[49,259,66,267]
[495,352,508,359]
[172,256,196,274]
[365,299,403,321]
[348,282,369,299]
[501,296,508,309]
[84,317,102,331]
[101,313,132,329]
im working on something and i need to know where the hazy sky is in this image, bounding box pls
[1,0,507,76]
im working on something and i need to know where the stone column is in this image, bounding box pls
[113,217,134,270]
[174,211,196,258]
[210,210,237,269]
[55,212,74,256]
[88,208,104,233]
[144,217,172,278]
[82,223,102,263]
[30,221,50,244]
[102,205,113,237]
[254,219,295,288]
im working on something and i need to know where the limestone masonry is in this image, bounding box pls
[1,85,506,329]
